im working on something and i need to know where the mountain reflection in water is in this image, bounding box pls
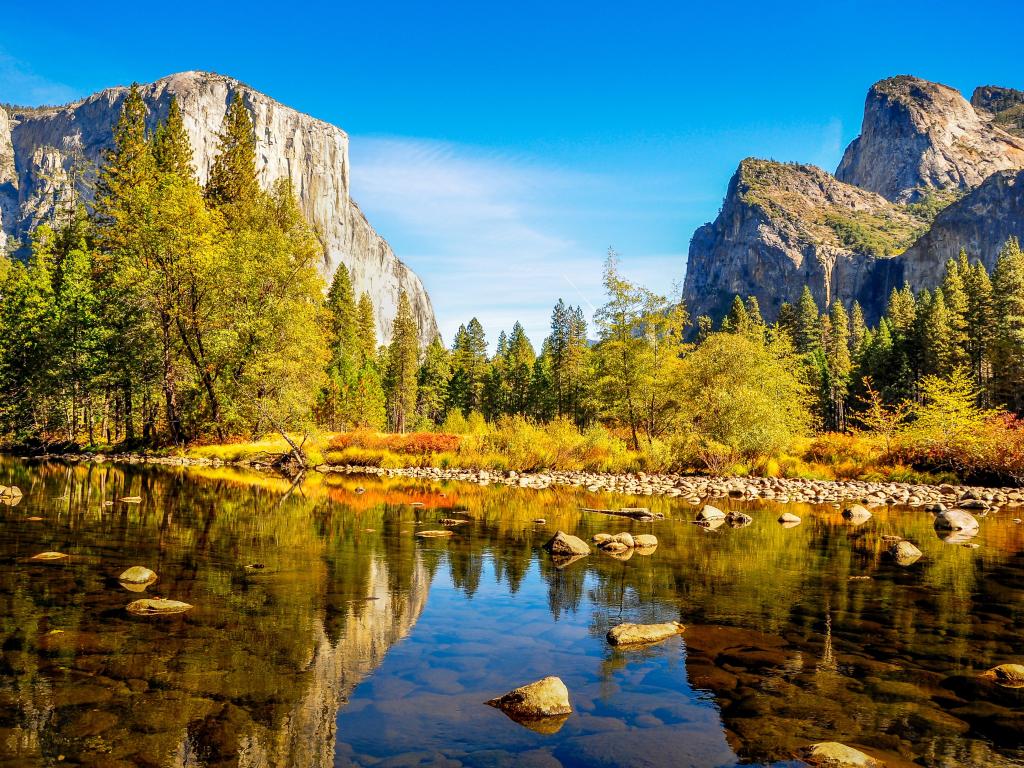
[1,458,1023,767]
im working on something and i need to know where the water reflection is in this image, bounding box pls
[1,459,1023,767]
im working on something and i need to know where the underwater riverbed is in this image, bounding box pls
[1,458,1024,767]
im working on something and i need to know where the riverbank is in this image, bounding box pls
[26,450,1024,510]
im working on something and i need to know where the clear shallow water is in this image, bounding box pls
[1,459,1024,767]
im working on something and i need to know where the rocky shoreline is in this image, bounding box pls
[28,452,1024,510]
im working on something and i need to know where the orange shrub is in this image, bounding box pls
[328,430,461,455]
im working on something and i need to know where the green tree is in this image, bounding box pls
[385,291,420,433]
[794,287,821,355]
[417,336,451,425]
[991,237,1024,412]
[205,91,259,208]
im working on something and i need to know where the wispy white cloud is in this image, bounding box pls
[349,137,683,348]
[0,51,78,106]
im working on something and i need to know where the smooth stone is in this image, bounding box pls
[600,540,629,553]
[778,512,801,524]
[934,509,980,532]
[416,530,454,538]
[439,518,468,526]
[613,532,635,548]
[697,504,725,522]
[486,676,572,718]
[126,598,193,616]
[890,540,923,566]
[726,511,753,527]
[545,531,590,557]
[607,621,685,646]
[633,534,657,548]
[120,496,142,503]
[843,504,872,523]
[799,741,884,767]
[981,664,1024,688]
[30,551,69,561]
[119,566,157,585]
[592,533,614,544]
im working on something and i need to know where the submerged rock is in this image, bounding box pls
[545,531,590,557]
[126,598,193,616]
[550,553,588,570]
[981,664,1024,688]
[439,518,468,526]
[30,551,69,561]
[592,533,613,544]
[726,511,753,527]
[600,540,629,553]
[799,741,883,767]
[486,676,572,718]
[120,496,142,503]
[890,540,923,566]
[416,530,454,538]
[607,621,685,647]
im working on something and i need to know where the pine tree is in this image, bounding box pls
[326,264,357,362]
[794,287,821,355]
[385,291,420,432]
[449,318,488,415]
[356,293,378,365]
[504,322,536,416]
[824,301,852,429]
[723,295,750,335]
[152,96,195,180]
[745,296,766,342]
[964,258,994,391]
[991,237,1024,412]
[941,257,970,371]
[849,300,867,357]
[918,288,955,377]
[417,336,451,425]
[205,91,259,208]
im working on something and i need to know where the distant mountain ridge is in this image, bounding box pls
[0,71,438,345]
[683,75,1024,323]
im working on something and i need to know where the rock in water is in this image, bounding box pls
[697,505,725,522]
[890,540,923,566]
[118,566,157,589]
[545,531,590,557]
[486,676,572,718]
[633,534,658,548]
[981,664,1024,688]
[30,551,68,561]
[799,742,883,767]
[726,511,753,527]
[934,509,980,532]
[119,496,142,503]
[126,598,193,616]
[778,512,801,525]
[843,504,872,523]
[415,530,454,538]
[1,71,438,345]
[607,622,685,647]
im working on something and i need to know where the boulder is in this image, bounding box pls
[778,512,801,525]
[120,496,142,503]
[890,540,923,566]
[600,540,629,553]
[613,532,635,548]
[126,598,193,616]
[799,741,883,767]
[119,566,157,585]
[981,664,1024,688]
[697,505,725,522]
[486,676,572,718]
[934,509,980,532]
[843,504,872,523]
[545,531,590,557]
[607,621,685,647]
[416,530,454,538]
[633,534,658,548]
[592,533,613,544]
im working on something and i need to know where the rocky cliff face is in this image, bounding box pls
[972,85,1024,138]
[684,159,918,322]
[685,75,1024,324]
[899,169,1024,288]
[836,76,1024,203]
[0,71,438,345]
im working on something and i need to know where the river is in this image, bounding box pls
[1,457,1022,767]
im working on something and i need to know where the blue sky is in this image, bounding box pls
[2,1,1022,346]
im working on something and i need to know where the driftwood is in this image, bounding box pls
[580,507,663,521]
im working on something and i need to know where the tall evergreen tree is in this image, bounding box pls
[794,287,821,355]
[991,237,1024,411]
[385,291,420,432]
[205,91,259,208]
